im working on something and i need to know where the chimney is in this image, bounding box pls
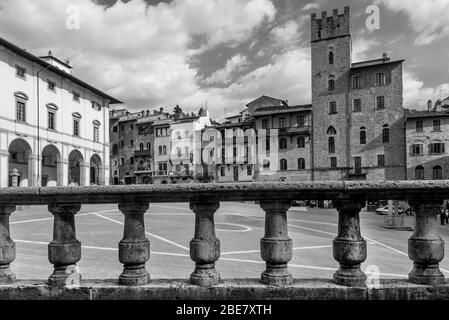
[382,53,390,62]
[428,100,432,112]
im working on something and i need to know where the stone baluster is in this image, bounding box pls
[260,200,293,286]
[189,200,221,286]
[408,200,445,285]
[118,202,150,286]
[333,199,367,287]
[48,204,82,287]
[0,206,16,283]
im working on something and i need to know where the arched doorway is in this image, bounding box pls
[90,154,103,185]
[41,145,62,186]
[8,139,32,187]
[68,150,84,186]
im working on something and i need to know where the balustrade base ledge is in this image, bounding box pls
[0,279,449,300]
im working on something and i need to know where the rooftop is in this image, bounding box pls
[405,109,449,119]
[351,58,405,70]
[252,104,312,116]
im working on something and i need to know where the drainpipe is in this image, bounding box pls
[36,63,52,187]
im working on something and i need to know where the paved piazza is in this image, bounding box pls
[9,202,449,281]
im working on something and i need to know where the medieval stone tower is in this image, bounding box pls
[311,7,352,181]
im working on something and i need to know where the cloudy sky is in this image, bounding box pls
[1,0,448,119]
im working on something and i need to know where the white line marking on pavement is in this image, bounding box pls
[221,245,333,256]
[216,223,252,233]
[14,239,190,257]
[11,210,119,225]
[150,205,191,212]
[94,213,190,252]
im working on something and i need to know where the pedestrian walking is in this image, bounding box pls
[445,210,449,225]
[441,209,445,225]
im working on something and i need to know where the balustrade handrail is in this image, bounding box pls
[0,180,447,291]
[1,180,449,205]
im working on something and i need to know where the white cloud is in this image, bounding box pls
[270,20,302,48]
[302,3,320,11]
[352,37,380,62]
[0,0,276,112]
[403,71,449,109]
[376,0,449,45]
[203,54,249,85]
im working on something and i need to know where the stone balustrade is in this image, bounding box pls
[0,181,449,299]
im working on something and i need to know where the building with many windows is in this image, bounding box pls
[311,7,406,181]
[0,37,121,187]
[405,99,449,180]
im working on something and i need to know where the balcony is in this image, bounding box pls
[0,181,449,299]
[134,150,153,157]
[278,126,311,135]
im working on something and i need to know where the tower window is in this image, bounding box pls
[329,101,337,114]
[433,166,443,180]
[378,155,385,167]
[328,137,335,154]
[279,138,287,150]
[382,125,389,143]
[329,52,334,65]
[298,158,305,170]
[297,137,305,148]
[330,157,337,169]
[360,127,366,145]
[328,79,335,91]
[280,159,288,171]
[354,157,362,174]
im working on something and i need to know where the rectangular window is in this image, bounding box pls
[433,120,441,131]
[376,73,385,86]
[130,140,134,147]
[262,119,269,129]
[352,76,361,89]
[120,141,125,148]
[48,80,56,92]
[16,65,26,79]
[328,137,335,154]
[411,144,424,155]
[297,116,305,127]
[73,91,80,102]
[73,119,80,136]
[353,99,362,112]
[328,79,335,91]
[279,118,286,129]
[93,126,99,142]
[220,167,225,177]
[130,157,135,165]
[16,101,26,122]
[378,155,385,167]
[92,101,101,111]
[48,111,55,130]
[354,157,362,174]
[416,120,423,132]
[376,96,385,109]
[120,158,125,166]
[430,143,445,154]
[247,165,252,176]
[329,101,337,114]
[113,126,118,133]
[330,157,337,169]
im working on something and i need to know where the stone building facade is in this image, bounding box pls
[405,99,449,180]
[311,6,406,181]
[0,36,120,188]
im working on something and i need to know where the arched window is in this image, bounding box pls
[163,146,167,155]
[382,125,389,143]
[263,160,270,171]
[415,166,424,180]
[298,158,305,170]
[433,166,443,180]
[360,127,366,145]
[159,146,163,155]
[328,137,335,154]
[147,142,151,150]
[297,137,305,148]
[279,138,287,150]
[329,51,334,65]
[140,143,144,151]
[327,126,337,135]
[177,147,182,158]
[280,159,288,171]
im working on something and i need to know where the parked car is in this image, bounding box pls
[376,206,404,215]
